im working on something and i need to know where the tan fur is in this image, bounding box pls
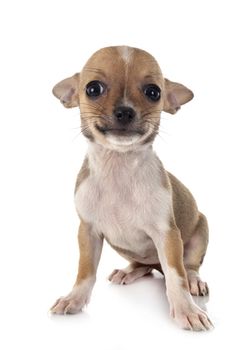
[168,172,200,244]
[164,228,188,284]
[52,73,79,108]
[52,46,193,149]
[50,218,103,315]
[78,47,164,149]
[51,46,212,330]
[75,220,94,284]
[74,156,207,294]
[184,213,209,270]
[163,79,194,114]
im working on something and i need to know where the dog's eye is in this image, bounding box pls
[86,81,105,98]
[143,84,161,102]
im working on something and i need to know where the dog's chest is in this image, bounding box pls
[75,148,171,254]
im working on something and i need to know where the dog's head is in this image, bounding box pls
[53,46,193,151]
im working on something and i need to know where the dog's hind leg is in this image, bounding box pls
[108,262,153,285]
[183,213,209,296]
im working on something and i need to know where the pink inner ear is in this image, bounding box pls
[61,87,75,104]
[167,92,180,112]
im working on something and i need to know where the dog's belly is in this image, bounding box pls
[105,236,159,265]
[75,164,171,264]
[100,213,159,264]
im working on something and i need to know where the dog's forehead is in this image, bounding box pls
[81,46,163,82]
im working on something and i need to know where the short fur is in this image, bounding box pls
[50,46,212,331]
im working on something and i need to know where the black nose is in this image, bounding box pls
[114,106,136,125]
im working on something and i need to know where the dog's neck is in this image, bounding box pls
[87,141,154,175]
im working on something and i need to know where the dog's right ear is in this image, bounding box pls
[52,73,79,108]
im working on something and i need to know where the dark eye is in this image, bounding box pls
[86,80,105,98]
[143,84,161,102]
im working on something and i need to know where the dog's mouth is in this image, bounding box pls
[95,124,145,137]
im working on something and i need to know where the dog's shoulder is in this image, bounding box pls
[75,156,90,194]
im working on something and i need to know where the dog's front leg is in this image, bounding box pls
[152,226,213,331]
[51,220,103,314]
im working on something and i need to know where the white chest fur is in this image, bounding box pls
[75,144,171,261]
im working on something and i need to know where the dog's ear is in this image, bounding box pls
[52,73,79,108]
[163,78,194,114]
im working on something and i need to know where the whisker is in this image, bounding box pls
[80,114,102,119]
[71,125,92,142]
[141,109,162,118]
[80,101,106,114]
[143,119,170,136]
[154,131,167,143]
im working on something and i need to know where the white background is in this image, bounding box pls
[0,0,245,349]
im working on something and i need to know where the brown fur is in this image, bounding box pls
[163,78,194,114]
[183,213,209,272]
[164,228,189,289]
[168,172,200,244]
[51,46,211,329]
[73,141,208,289]
[75,219,94,285]
[53,73,79,108]
[52,46,194,147]
[78,47,164,146]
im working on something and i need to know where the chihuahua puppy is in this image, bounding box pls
[50,46,212,331]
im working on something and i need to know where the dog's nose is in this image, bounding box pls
[114,106,136,125]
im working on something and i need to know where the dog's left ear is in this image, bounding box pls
[52,73,79,108]
[163,78,194,114]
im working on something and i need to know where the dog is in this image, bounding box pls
[50,46,213,331]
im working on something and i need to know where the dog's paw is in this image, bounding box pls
[187,273,209,296]
[108,269,131,284]
[50,280,94,315]
[50,276,95,315]
[50,292,88,315]
[108,266,152,285]
[171,303,213,331]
